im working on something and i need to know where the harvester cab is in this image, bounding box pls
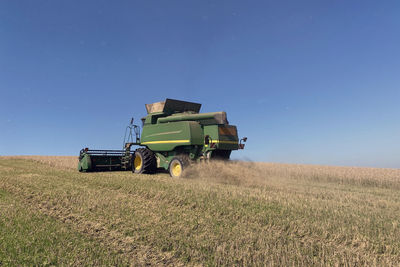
[78,98,247,177]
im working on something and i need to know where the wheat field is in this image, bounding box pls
[1,156,400,266]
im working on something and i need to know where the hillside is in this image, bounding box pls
[1,156,399,265]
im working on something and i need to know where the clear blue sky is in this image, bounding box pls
[1,1,399,168]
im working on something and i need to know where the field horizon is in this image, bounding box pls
[3,154,399,170]
[1,156,400,265]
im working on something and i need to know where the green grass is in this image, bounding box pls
[0,157,400,266]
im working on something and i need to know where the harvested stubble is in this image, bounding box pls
[0,156,400,266]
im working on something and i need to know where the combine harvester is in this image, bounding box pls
[78,99,247,177]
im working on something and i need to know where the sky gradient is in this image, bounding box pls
[1,1,399,168]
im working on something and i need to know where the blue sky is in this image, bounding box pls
[1,1,399,168]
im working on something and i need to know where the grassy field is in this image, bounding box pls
[0,156,399,266]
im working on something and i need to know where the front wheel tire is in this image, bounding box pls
[133,148,156,174]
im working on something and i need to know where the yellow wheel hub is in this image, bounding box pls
[171,161,182,177]
[134,156,142,171]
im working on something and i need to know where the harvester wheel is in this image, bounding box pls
[168,156,189,178]
[133,148,157,174]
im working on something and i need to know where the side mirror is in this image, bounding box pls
[239,137,247,149]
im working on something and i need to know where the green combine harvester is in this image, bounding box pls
[78,99,247,177]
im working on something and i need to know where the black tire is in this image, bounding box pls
[132,148,157,174]
[168,155,190,178]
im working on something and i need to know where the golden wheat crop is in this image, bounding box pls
[4,156,399,188]
[2,156,78,170]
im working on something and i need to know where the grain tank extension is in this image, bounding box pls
[78,99,247,177]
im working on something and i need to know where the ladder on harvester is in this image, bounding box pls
[121,117,141,170]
